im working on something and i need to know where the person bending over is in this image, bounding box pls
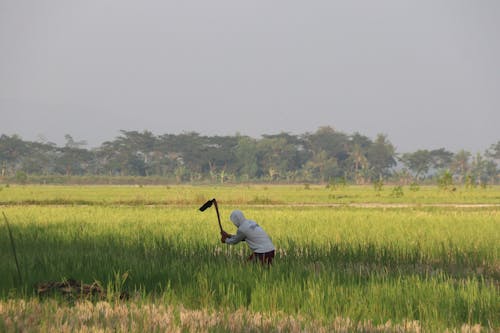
[221,210,275,265]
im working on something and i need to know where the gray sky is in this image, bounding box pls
[1,0,499,153]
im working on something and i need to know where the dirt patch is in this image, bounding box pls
[36,279,105,299]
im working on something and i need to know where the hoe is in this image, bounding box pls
[199,198,225,234]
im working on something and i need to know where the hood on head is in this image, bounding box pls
[230,210,246,227]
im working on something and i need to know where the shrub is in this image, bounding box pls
[437,170,453,190]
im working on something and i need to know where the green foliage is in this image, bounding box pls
[409,182,420,192]
[437,170,454,190]
[0,186,499,331]
[400,150,432,179]
[391,185,404,197]
[2,132,499,185]
[366,134,396,179]
[2,185,500,206]
[373,179,383,192]
[326,177,348,190]
[486,141,500,159]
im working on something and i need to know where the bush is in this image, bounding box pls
[437,170,453,190]
[391,185,404,197]
[373,179,383,192]
[409,182,420,192]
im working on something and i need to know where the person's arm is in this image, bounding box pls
[223,229,246,245]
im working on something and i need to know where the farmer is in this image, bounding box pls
[221,210,275,265]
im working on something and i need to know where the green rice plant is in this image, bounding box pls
[1,184,499,206]
[0,186,498,331]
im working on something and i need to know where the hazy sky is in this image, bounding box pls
[1,0,499,153]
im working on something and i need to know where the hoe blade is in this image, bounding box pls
[199,199,214,212]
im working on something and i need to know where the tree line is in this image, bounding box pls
[1,126,499,185]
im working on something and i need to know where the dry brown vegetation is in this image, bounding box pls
[0,299,439,333]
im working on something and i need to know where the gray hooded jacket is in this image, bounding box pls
[225,210,275,253]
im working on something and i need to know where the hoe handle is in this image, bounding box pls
[212,199,224,233]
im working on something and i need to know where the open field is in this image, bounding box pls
[0,185,499,332]
[1,184,500,205]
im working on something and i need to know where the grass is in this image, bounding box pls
[1,184,500,205]
[0,185,499,332]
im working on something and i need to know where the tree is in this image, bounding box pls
[305,127,349,160]
[348,143,370,184]
[255,133,307,181]
[55,135,92,176]
[350,132,373,150]
[346,132,373,184]
[400,150,432,181]
[1,128,495,184]
[470,153,486,185]
[0,134,30,176]
[97,131,157,176]
[429,148,454,171]
[484,141,500,185]
[235,136,259,180]
[22,141,57,175]
[303,150,339,182]
[158,132,239,182]
[451,150,471,184]
[366,134,396,180]
[486,141,500,160]
[204,135,238,182]
[483,160,498,184]
[164,132,206,176]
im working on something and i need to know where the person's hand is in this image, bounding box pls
[220,231,230,243]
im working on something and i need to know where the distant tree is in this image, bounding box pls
[203,135,238,182]
[0,134,30,176]
[63,134,87,149]
[350,132,373,150]
[305,127,349,161]
[348,143,370,184]
[400,150,433,181]
[303,150,339,182]
[470,153,486,185]
[451,150,471,184]
[56,135,92,176]
[483,160,498,184]
[366,134,396,180]
[486,141,500,160]
[1,128,496,184]
[257,133,302,180]
[158,132,239,182]
[346,133,373,184]
[235,136,259,180]
[97,131,158,176]
[167,132,206,176]
[429,148,454,171]
[484,141,500,184]
[22,141,57,174]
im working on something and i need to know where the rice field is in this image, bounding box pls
[0,185,499,332]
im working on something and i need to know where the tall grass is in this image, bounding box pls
[1,184,500,205]
[1,199,498,331]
